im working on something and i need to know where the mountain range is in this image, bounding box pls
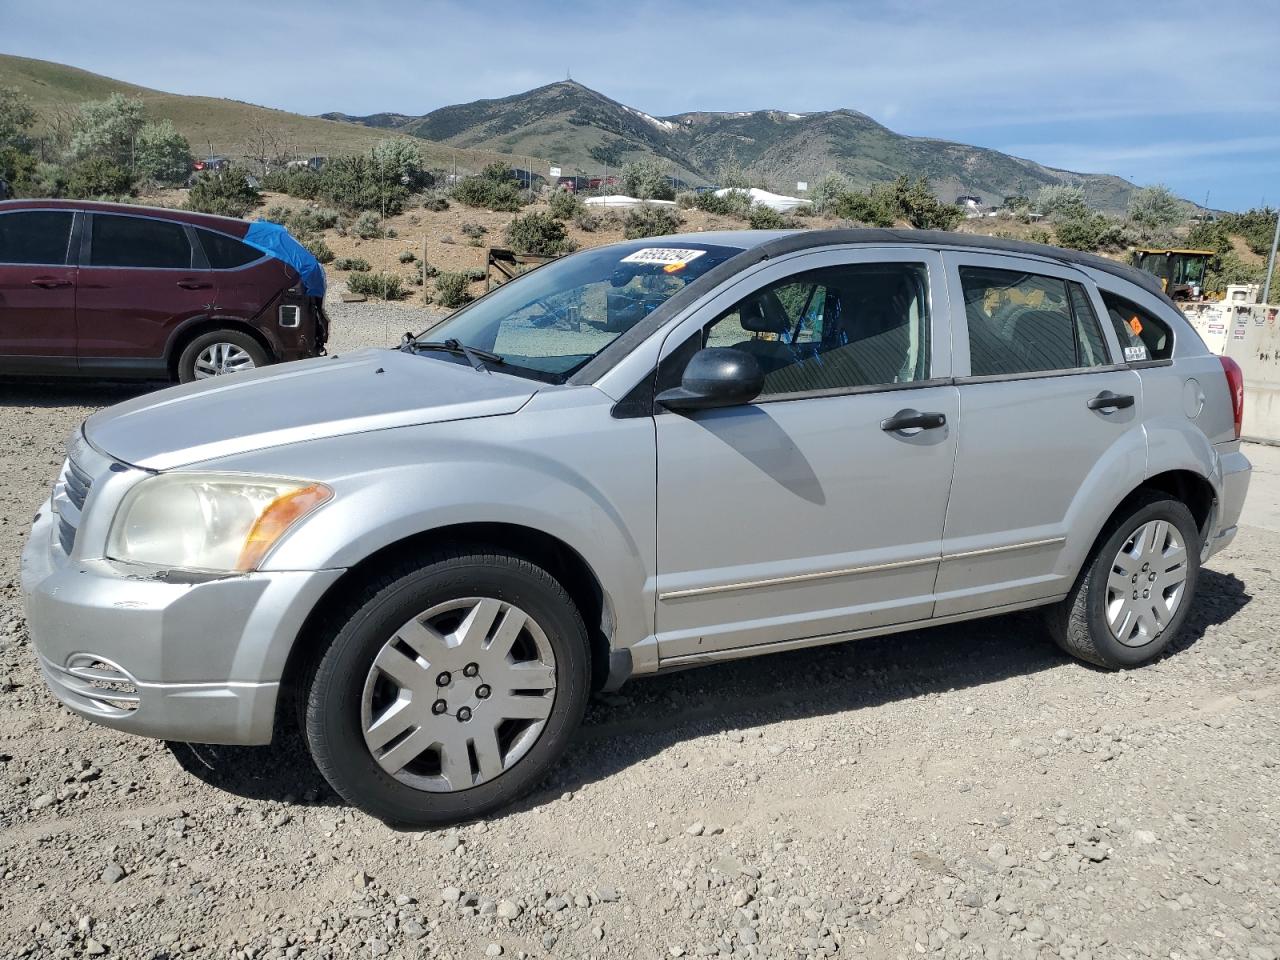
[324,80,1140,211]
[0,54,1142,212]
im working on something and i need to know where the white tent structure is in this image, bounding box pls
[715,187,811,213]
[584,195,678,208]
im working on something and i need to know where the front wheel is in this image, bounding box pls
[1046,491,1201,669]
[303,548,591,827]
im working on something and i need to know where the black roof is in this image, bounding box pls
[752,228,1172,304]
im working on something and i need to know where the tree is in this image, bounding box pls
[891,176,964,230]
[620,159,675,201]
[1036,184,1089,221]
[134,119,191,186]
[1128,185,1182,237]
[67,94,146,167]
[0,87,37,149]
[810,173,851,215]
[372,138,431,190]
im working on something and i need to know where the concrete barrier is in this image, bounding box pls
[1183,300,1280,444]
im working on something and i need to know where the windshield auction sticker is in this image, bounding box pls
[620,248,708,266]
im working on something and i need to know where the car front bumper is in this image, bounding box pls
[21,500,343,745]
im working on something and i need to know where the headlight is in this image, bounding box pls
[107,473,332,572]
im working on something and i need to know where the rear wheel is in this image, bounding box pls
[177,329,269,383]
[303,548,590,827]
[1046,491,1201,669]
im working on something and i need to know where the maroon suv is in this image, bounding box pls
[0,199,327,382]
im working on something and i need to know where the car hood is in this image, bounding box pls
[84,348,538,470]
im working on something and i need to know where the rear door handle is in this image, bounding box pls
[30,277,73,289]
[177,279,212,290]
[881,409,947,432]
[1087,391,1135,411]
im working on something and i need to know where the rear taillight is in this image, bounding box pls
[1219,355,1244,439]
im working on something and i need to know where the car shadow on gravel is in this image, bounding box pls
[163,569,1250,824]
[0,378,159,408]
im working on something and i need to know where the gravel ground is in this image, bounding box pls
[1,305,1277,960]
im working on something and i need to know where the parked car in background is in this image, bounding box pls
[21,229,1249,827]
[0,199,327,382]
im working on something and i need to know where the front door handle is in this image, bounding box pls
[881,409,947,432]
[177,279,212,290]
[30,277,73,289]
[1087,391,1135,412]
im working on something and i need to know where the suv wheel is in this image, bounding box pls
[1047,491,1201,669]
[177,329,269,383]
[303,548,590,827]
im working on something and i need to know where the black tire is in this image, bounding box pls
[176,329,269,383]
[1046,490,1201,669]
[303,547,591,828]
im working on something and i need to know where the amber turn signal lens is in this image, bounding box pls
[235,483,332,571]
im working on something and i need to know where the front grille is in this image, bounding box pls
[54,458,94,554]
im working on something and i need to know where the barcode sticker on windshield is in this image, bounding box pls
[620,248,707,266]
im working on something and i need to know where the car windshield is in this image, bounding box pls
[413,239,741,381]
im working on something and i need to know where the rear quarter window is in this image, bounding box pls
[196,229,262,269]
[1102,292,1173,361]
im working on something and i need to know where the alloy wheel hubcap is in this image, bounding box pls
[360,597,557,792]
[193,342,256,378]
[1105,519,1189,646]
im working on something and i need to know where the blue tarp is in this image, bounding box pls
[242,220,326,298]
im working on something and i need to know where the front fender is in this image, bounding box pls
[207,403,658,661]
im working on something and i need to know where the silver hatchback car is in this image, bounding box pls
[22,229,1251,826]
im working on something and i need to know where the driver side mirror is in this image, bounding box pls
[656,347,764,411]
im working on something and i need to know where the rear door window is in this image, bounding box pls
[196,229,262,269]
[89,214,192,269]
[959,266,1111,376]
[0,210,74,265]
[1101,292,1173,361]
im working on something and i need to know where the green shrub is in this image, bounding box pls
[412,260,440,285]
[891,176,965,230]
[290,206,340,234]
[186,168,260,217]
[620,159,675,201]
[505,211,575,256]
[1053,214,1128,252]
[453,164,525,211]
[333,256,371,272]
[435,271,473,308]
[422,194,450,212]
[459,221,487,241]
[623,203,683,239]
[64,157,135,199]
[548,189,584,221]
[691,189,750,218]
[1025,227,1055,245]
[372,138,433,191]
[303,237,334,264]
[346,271,406,300]
[1218,208,1279,256]
[746,204,787,230]
[831,187,895,227]
[315,155,409,215]
[353,211,384,239]
[573,210,601,232]
[398,249,417,264]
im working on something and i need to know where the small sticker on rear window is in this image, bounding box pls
[620,248,707,266]
[1124,345,1148,361]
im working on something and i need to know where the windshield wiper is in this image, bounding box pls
[405,336,505,372]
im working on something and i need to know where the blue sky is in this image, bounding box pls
[5,0,1278,210]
